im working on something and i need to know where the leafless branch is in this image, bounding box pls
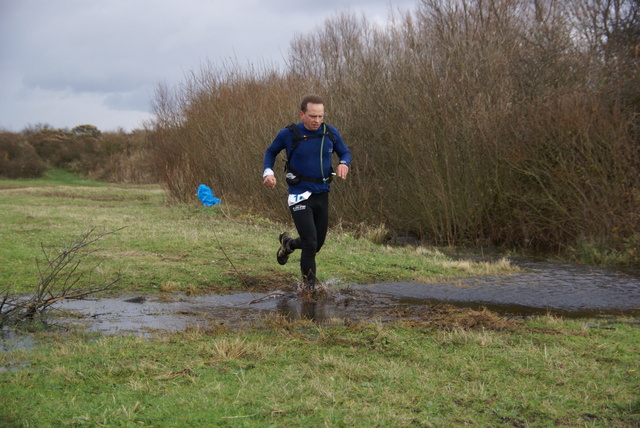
[0,228,124,326]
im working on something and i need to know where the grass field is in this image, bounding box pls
[1,171,638,427]
[0,170,517,295]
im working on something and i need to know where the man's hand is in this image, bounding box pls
[336,164,349,180]
[263,175,277,187]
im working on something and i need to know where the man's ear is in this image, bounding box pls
[299,110,304,119]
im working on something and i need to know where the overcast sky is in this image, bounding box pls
[0,0,415,133]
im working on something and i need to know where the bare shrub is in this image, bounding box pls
[149,1,639,261]
[0,228,122,327]
[150,61,303,216]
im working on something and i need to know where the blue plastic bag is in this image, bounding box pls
[197,184,221,206]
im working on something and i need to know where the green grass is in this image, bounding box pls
[1,317,639,427]
[0,168,107,188]
[0,171,517,294]
[1,173,638,427]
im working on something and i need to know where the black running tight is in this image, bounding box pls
[288,192,329,283]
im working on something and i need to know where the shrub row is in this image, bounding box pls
[149,0,639,262]
[0,125,156,184]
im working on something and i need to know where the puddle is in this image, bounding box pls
[48,289,401,336]
[2,259,639,348]
[1,328,37,369]
[0,328,37,352]
[41,260,640,336]
[356,260,640,317]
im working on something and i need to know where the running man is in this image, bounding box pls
[262,95,351,290]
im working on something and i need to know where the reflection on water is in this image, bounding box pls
[277,300,317,320]
[2,258,638,349]
[275,299,343,322]
[356,259,640,317]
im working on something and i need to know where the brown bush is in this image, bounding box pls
[91,129,157,184]
[0,124,158,184]
[0,132,47,178]
[149,0,639,259]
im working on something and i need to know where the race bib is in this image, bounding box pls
[288,191,312,207]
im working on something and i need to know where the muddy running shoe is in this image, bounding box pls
[276,232,293,265]
[301,271,315,291]
[304,276,315,291]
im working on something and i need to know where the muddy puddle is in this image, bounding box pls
[49,288,408,335]
[3,259,640,346]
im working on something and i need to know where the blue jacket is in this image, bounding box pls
[263,122,351,194]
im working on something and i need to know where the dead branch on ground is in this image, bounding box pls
[0,228,124,326]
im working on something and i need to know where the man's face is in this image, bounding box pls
[300,103,324,131]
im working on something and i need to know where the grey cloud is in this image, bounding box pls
[0,0,417,131]
[104,88,152,112]
[22,68,144,94]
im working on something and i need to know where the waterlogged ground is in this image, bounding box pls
[37,258,640,336]
[2,258,640,345]
[51,289,395,334]
[357,259,640,317]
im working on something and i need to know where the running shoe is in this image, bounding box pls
[276,232,292,265]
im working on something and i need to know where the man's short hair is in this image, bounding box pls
[300,95,324,112]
